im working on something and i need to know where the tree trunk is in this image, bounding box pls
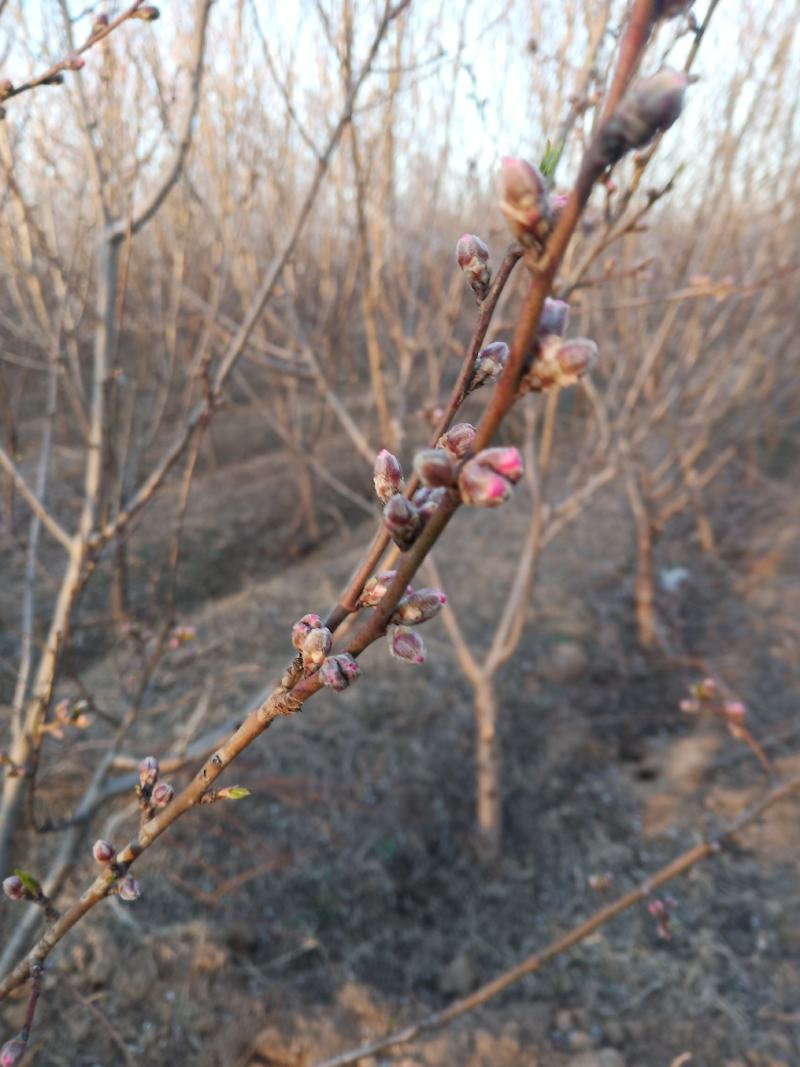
[474,676,501,862]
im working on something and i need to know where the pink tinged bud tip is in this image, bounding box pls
[358,571,413,608]
[413,449,457,489]
[470,341,509,391]
[151,782,174,808]
[302,626,333,669]
[118,875,142,902]
[456,234,492,301]
[527,336,598,391]
[389,626,427,665]
[1,1038,26,1067]
[383,495,423,551]
[92,840,116,866]
[392,588,447,626]
[458,447,523,508]
[437,422,476,459]
[373,449,404,504]
[291,613,322,652]
[320,653,361,692]
[2,876,24,902]
[498,157,552,248]
[138,756,159,788]
[723,701,746,721]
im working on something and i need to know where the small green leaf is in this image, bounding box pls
[225,786,251,800]
[13,868,40,895]
[539,139,564,180]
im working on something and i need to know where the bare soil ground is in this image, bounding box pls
[1,410,799,1067]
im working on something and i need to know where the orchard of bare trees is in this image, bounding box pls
[0,2,798,1064]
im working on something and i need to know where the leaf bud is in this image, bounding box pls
[389,626,427,664]
[437,422,476,459]
[383,495,422,550]
[2,876,24,902]
[411,486,446,522]
[320,653,361,692]
[413,449,458,489]
[456,233,492,302]
[138,756,159,789]
[117,875,142,902]
[291,613,322,652]
[373,449,404,503]
[470,341,509,391]
[92,840,116,866]
[498,157,553,248]
[301,625,333,671]
[151,782,174,808]
[392,588,447,625]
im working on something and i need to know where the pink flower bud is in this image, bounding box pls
[291,613,322,651]
[413,449,457,489]
[358,571,413,607]
[437,422,476,459]
[151,782,174,808]
[320,653,361,691]
[0,1037,26,1067]
[2,876,24,902]
[92,840,116,866]
[600,69,689,166]
[456,234,492,301]
[470,341,509,391]
[458,447,523,508]
[498,157,553,248]
[526,336,598,391]
[373,449,404,503]
[538,298,570,337]
[118,874,142,902]
[389,626,426,664]
[475,446,523,483]
[723,701,746,721]
[138,756,159,789]
[302,625,333,669]
[383,495,422,550]
[392,588,447,626]
[679,698,700,714]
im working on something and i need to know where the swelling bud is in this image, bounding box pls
[373,449,404,503]
[389,626,426,664]
[437,422,476,459]
[470,341,509,391]
[92,840,116,866]
[456,234,492,302]
[498,157,552,248]
[320,654,361,691]
[383,495,422,550]
[392,588,447,625]
[413,449,457,489]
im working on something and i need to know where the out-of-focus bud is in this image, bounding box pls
[0,1037,26,1067]
[151,782,174,808]
[548,192,569,227]
[656,0,693,16]
[599,69,689,167]
[456,234,492,302]
[42,73,64,86]
[392,588,447,625]
[413,449,458,489]
[383,495,422,551]
[320,654,361,692]
[118,875,142,902]
[91,14,110,34]
[412,486,446,522]
[373,449,404,503]
[538,298,570,337]
[723,701,746,721]
[302,626,333,671]
[2,876,25,902]
[525,336,598,391]
[92,840,116,866]
[0,80,14,101]
[458,447,523,508]
[470,341,509,391]
[291,613,322,652]
[138,756,159,789]
[389,626,427,665]
[132,5,160,19]
[437,422,476,459]
[498,157,552,248]
[66,55,85,70]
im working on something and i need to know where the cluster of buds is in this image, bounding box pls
[39,697,91,740]
[388,626,426,665]
[137,755,174,817]
[679,678,751,747]
[497,157,553,249]
[458,447,523,508]
[378,451,450,551]
[291,613,333,675]
[456,234,492,302]
[320,653,361,692]
[90,840,141,902]
[168,624,197,650]
[522,336,598,393]
[437,422,476,459]
[647,896,678,941]
[92,839,116,867]
[469,341,509,393]
[598,69,690,168]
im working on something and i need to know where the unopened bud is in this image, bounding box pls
[117,874,142,902]
[92,840,116,866]
[437,422,476,459]
[132,4,160,19]
[138,756,159,788]
[525,336,598,391]
[412,486,446,522]
[498,157,552,248]
[66,54,85,70]
[456,234,492,301]
[302,626,333,670]
[458,447,523,508]
[538,298,570,337]
[151,781,174,808]
[291,613,322,651]
[0,1037,26,1067]
[358,571,413,607]
[392,588,447,626]
[599,69,689,166]
[320,653,361,692]
[470,341,509,391]
[2,876,24,902]
[389,626,426,665]
[556,338,599,381]
[413,449,457,489]
[373,449,404,503]
[383,495,422,550]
